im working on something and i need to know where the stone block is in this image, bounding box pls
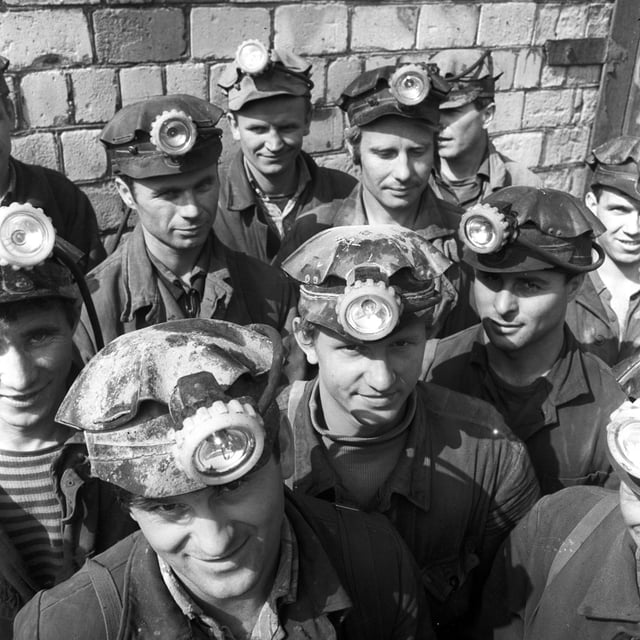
[574,87,599,125]
[564,65,603,87]
[11,132,58,170]
[166,63,208,99]
[541,64,566,88]
[417,4,480,48]
[352,6,418,51]
[307,57,328,106]
[191,7,270,60]
[533,6,559,45]
[429,48,478,78]
[21,71,69,128]
[71,68,118,124]
[477,3,537,47]
[81,181,129,233]
[555,4,588,39]
[489,91,525,133]
[94,9,185,63]
[307,107,344,153]
[364,55,400,71]
[275,4,348,55]
[523,89,575,128]
[209,64,230,110]
[491,131,544,168]
[514,48,543,89]
[535,165,587,197]
[314,151,358,178]
[492,50,518,91]
[542,126,591,166]
[61,129,108,181]
[119,66,163,105]
[0,10,92,68]
[586,4,614,38]
[327,57,362,105]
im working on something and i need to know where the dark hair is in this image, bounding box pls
[296,318,320,342]
[473,97,494,111]
[0,297,78,329]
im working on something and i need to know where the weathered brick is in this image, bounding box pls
[352,6,418,52]
[166,63,208,99]
[543,126,591,166]
[61,129,108,182]
[81,181,129,233]
[417,4,480,48]
[429,48,478,78]
[11,132,58,170]
[532,5,560,45]
[477,3,537,47]
[275,5,348,55]
[120,66,163,105]
[586,4,614,38]
[491,131,544,168]
[492,50,518,91]
[94,9,185,63]
[364,55,400,71]
[305,57,328,106]
[21,71,69,128]
[218,120,237,176]
[523,89,575,128]
[535,165,587,196]
[0,10,91,68]
[209,64,230,110]
[514,48,543,89]
[191,7,270,60]
[574,87,599,125]
[564,65,603,87]
[541,64,566,88]
[71,68,118,124]
[307,107,344,153]
[489,91,525,133]
[314,152,357,177]
[327,57,362,104]
[555,4,588,39]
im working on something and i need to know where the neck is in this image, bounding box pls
[143,231,203,279]
[246,158,299,197]
[0,421,72,452]
[361,189,420,228]
[484,326,566,387]
[439,136,488,181]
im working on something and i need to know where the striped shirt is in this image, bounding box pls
[0,445,64,589]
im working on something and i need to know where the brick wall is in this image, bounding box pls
[1,1,615,241]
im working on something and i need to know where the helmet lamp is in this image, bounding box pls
[235,40,270,75]
[176,404,265,486]
[389,64,431,106]
[459,204,513,254]
[336,279,402,341]
[149,109,198,157]
[608,414,640,479]
[0,203,55,268]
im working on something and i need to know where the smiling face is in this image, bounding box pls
[357,116,435,216]
[0,301,73,437]
[438,102,493,161]
[229,95,310,181]
[473,269,579,353]
[129,455,287,607]
[586,187,640,266]
[116,164,219,256]
[295,320,427,436]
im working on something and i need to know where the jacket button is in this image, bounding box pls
[594,335,605,345]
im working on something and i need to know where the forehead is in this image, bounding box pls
[360,116,434,145]
[440,102,480,119]
[475,268,565,284]
[235,95,308,122]
[596,187,640,211]
[0,300,70,333]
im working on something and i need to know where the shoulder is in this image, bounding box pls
[85,241,127,285]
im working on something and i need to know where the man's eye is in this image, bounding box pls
[151,503,190,518]
[28,332,53,345]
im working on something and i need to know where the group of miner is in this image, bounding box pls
[0,39,639,640]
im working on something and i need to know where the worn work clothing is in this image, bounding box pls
[481,486,640,640]
[214,150,357,263]
[0,434,136,639]
[3,157,106,272]
[566,270,640,367]
[74,225,298,362]
[281,380,540,638]
[430,141,541,209]
[15,491,433,640]
[424,324,626,495]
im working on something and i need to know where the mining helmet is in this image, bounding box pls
[439,50,499,110]
[460,187,605,274]
[607,400,640,498]
[218,40,313,111]
[0,56,10,98]
[281,225,456,341]
[101,94,223,179]
[56,319,285,498]
[0,202,79,308]
[586,136,640,202]
[339,63,450,128]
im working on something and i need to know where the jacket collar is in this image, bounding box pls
[573,271,613,326]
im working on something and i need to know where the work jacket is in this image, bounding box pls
[15,491,432,640]
[214,150,357,263]
[481,486,640,640]
[424,324,626,494]
[0,434,136,638]
[282,380,540,638]
[74,225,298,362]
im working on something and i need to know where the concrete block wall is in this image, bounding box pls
[1,1,615,239]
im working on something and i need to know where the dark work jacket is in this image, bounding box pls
[214,150,357,263]
[74,225,298,362]
[14,491,433,640]
[481,486,640,640]
[424,324,626,495]
[282,380,540,638]
[5,157,106,272]
[0,434,137,639]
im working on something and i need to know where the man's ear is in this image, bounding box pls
[277,415,295,480]
[567,273,585,301]
[292,317,318,365]
[585,190,599,216]
[114,177,137,210]
[481,103,496,129]
[227,112,241,141]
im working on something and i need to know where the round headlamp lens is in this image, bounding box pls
[346,296,393,335]
[193,427,256,476]
[389,65,430,106]
[608,417,640,477]
[0,206,55,267]
[236,40,269,75]
[465,217,498,251]
[150,110,197,156]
